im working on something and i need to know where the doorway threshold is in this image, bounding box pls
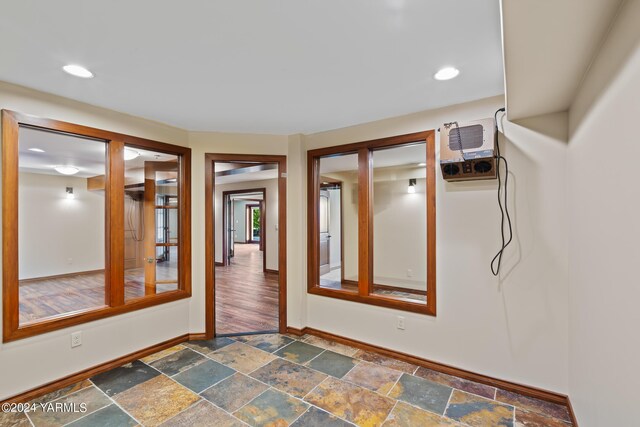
[216,329,279,338]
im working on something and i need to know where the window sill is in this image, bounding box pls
[308,286,436,316]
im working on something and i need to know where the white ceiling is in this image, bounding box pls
[19,126,177,178]
[502,0,623,121]
[0,0,504,134]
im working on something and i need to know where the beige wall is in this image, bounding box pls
[296,96,570,393]
[567,1,640,425]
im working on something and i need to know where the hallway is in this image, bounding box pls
[215,243,279,335]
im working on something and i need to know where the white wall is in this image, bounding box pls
[213,179,279,271]
[294,96,570,393]
[566,1,640,425]
[233,199,251,243]
[19,173,105,279]
[0,82,191,400]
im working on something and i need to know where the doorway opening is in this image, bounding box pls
[205,155,287,338]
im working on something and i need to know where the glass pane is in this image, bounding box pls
[124,146,179,300]
[317,153,358,293]
[371,143,427,304]
[18,126,106,324]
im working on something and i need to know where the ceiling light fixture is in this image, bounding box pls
[62,64,94,79]
[54,166,80,175]
[417,162,426,167]
[434,67,460,81]
[408,178,417,194]
[124,148,140,161]
[28,148,45,153]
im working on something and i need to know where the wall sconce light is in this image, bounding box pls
[408,179,416,194]
[66,187,75,199]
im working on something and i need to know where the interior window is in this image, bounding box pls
[307,131,435,315]
[317,153,358,293]
[124,147,180,300]
[18,126,107,324]
[371,143,427,303]
[2,109,191,342]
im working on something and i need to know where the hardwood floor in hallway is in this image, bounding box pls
[215,243,279,335]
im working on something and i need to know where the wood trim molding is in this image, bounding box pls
[205,154,287,339]
[1,109,192,342]
[287,325,578,426]
[1,333,195,404]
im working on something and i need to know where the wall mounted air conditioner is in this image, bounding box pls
[439,118,496,182]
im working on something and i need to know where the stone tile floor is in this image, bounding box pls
[1,333,573,427]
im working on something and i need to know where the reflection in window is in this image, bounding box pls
[18,126,106,324]
[124,147,180,300]
[317,153,358,293]
[371,143,427,303]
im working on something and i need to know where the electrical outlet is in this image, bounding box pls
[71,331,82,348]
[397,316,405,330]
[406,269,413,278]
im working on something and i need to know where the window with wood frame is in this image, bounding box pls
[307,131,436,315]
[2,110,191,342]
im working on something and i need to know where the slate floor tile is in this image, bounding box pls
[91,360,161,397]
[201,372,269,412]
[514,408,572,427]
[274,341,325,363]
[160,400,244,427]
[445,390,514,427]
[305,350,357,378]
[291,406,352,427]
[67,404,137,427]
[495,390,571,423]
[0,411,30,427]
[250,358,327,398]
[140,345,185,364]
[209,342,276,373]
[173,359,235,393]
[149,348,207,376]
[388,373,452,415]
[301,335,359,357]
[352,350,418,374]
[114,375,200,426]
[383,401,462,426]
[414,367,496,399]
[244,334,295,352]
[234,388,309,427]
[342,361,402,395]
[183,337,235,355]
[305,376,395,427]
[28,386,112,426]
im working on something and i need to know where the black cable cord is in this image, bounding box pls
[491,107,512,276]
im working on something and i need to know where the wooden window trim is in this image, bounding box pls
[2,110,192,342]
[307,130,436,315]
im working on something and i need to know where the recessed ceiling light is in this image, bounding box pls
[54,166,80,175]
[434,67,460,81]
[28,148,45,153]
[62,64,94,79]
[124,148,140,161]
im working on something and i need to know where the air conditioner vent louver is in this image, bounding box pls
[448,124,484,151]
